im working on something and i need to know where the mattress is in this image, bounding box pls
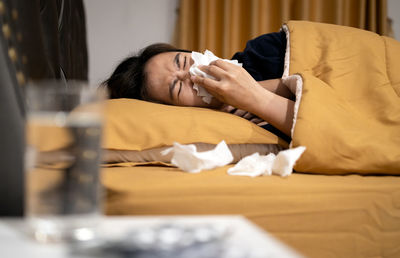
[102,165,400,258]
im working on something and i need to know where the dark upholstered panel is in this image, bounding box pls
[0,0,88,216]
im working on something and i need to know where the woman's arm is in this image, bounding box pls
[191,60,294,136]
[250,87,295,136]
[258,79,295,101]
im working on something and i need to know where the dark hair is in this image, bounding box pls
[103,43,190,100]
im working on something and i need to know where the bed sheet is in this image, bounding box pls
[102,165,400,258]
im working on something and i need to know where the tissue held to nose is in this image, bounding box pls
[189,50,242,104]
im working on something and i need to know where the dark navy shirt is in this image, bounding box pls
[232,30,287,80]
[231,30,290,142]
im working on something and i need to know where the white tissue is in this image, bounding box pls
[272,146,306,177]
[226,152,276,177]
[189,50,242,104]
[161,141,234,173]
[227,146,306,177]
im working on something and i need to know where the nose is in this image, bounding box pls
[177,70,191,81]
[176,70,194,88]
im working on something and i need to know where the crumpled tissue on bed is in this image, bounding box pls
[161,140,234,173]
[161,140,306,177]
[190,50,242,104]
[227,146,306,177]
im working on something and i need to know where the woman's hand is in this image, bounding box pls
[191,59,295,136]
[191,59,267,113]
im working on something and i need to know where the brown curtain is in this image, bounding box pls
[175,0,387,59]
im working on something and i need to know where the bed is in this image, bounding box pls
[102,166,400,257]
[100,21,400,257]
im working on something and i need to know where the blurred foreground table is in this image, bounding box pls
[0,215,302,258]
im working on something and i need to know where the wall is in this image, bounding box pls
[85,1,400,85]
[84,0,179,85]
[388,0,400,40]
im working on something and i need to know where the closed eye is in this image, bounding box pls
[183,56,187,69]
[175,53,181,69]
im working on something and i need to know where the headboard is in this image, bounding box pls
[0,0,88,216]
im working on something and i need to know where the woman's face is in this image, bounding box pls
[144,51,222,108]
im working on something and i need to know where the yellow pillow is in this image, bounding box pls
[103,99,287,151]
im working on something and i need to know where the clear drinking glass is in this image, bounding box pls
[24,80,107,243]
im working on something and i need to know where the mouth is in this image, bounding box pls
[191,84,199,97]
[189,56,195,67]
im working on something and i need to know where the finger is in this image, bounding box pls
[198,64,226,80]
[191,75,219,91]
[209,59,235,70]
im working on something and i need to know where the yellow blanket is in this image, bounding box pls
[284,21,400,174]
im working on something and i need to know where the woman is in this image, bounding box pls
[104,31,294,141]
[106,20,400,174]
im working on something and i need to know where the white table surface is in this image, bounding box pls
[0,215,303,258]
